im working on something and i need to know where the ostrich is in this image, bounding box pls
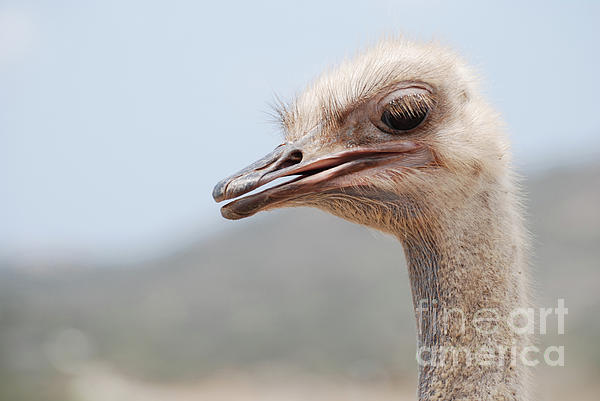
[212,39,531,401]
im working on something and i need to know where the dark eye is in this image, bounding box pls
[380,107,426,131]
[370,87,433,134]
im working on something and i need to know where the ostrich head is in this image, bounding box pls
[213,39,530,401]
[213,39,509,237]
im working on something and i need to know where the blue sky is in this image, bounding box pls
[1,0,599,262]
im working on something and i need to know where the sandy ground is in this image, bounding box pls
[69,364,415,401]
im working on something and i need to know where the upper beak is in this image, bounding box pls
[212,143,303,203]
[213,140,422,220]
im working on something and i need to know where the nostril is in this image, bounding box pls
[289,150,303,163]
[278,150,303,169]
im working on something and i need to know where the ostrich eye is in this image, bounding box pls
[379,96,429,133]
[369,86,434,134]
[380,105,426,131]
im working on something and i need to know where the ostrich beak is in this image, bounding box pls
[212,141,422,220]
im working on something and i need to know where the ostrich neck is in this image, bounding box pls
[398,185,530,401]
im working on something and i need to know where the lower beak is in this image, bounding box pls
[213,140,422,220]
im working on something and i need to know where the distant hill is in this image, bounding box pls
[0,163,599,400]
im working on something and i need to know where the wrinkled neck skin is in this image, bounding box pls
[398,181,530,401]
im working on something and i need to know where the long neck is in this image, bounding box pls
[398,182,530,401]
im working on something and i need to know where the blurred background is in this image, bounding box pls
[1,1,599,400]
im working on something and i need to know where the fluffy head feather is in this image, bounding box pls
[272,38,515,238]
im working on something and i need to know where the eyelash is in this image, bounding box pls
[384,93,434,120]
